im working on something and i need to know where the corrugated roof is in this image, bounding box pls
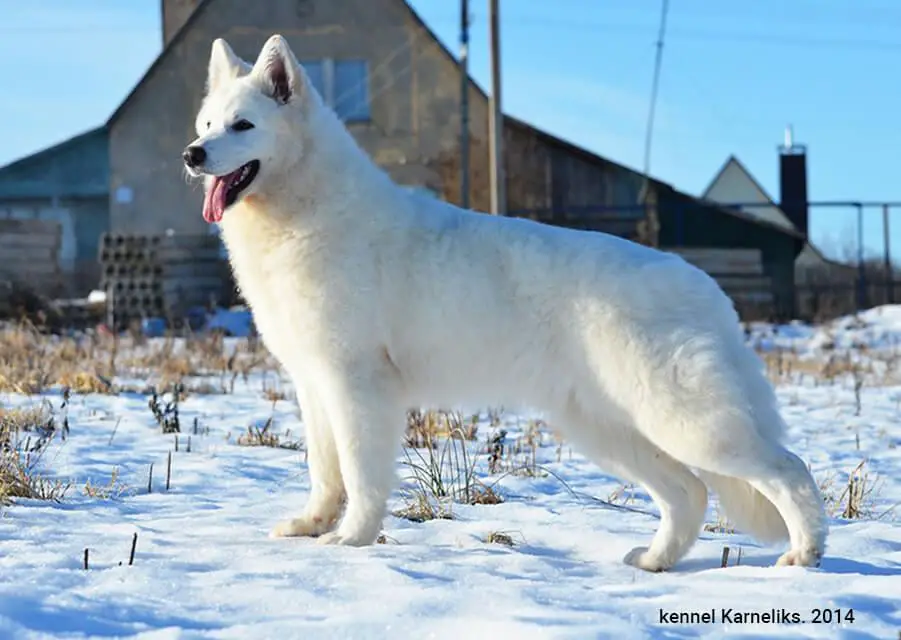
[0,126,109,200]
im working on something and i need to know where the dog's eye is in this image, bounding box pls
[205,121,211,130]
[231,119,255,132]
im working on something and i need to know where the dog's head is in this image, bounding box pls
[183,35,315,223]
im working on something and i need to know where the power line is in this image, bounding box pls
[5,17,901,53]
[637,0,669,215]
[0,26,158,33]
[409,15,901,52]
[641,0,669,189]
[330,28,427,113]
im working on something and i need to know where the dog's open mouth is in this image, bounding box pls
[202,160,260,223]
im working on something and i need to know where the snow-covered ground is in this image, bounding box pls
[1,312,900,639]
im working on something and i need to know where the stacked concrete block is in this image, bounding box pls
[99,233,230,329]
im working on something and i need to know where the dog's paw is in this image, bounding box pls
[269,515,331,538]
[623,546,670,572]
[316,529,377,547]
[775,546,822,568]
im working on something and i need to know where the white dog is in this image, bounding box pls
[183,34,826,572]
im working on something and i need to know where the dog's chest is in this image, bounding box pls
[220,223,325,363]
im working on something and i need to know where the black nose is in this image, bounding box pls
[182,145,206,168]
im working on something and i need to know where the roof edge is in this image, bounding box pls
[698,196,806,240]
[504,114,674,191]
[107,0,213,126]
[0,126,108,175]
[701,154,739,199]
[703,154,781,208]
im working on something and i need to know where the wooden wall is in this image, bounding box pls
[0,219,63,306]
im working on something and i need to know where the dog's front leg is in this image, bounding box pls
[271,389,346,538]
[314,359,405,546]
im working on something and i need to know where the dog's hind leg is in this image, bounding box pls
[561,411,709,572]
[752,451,828,568]
[314,358,406,546]
[645,413,826,568]
[271,390,346,538]
[702,441,825,568]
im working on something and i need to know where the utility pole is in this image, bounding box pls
[488,0,506,215]
[459,0,470,209]
[857,202,866,310]
[884,204,894,304]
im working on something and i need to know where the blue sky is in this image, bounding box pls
[2,0,901,260]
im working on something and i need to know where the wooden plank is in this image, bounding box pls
[0,257,60,273]
[0,268,61,280]
[0,247,58,262]
[669,248,761,261]
[700,264,763,276]
[551,219,641,237]
[668,248,761,264]
[0,220,62,279]
[666,248,764,276]
[0,219,61,236]
[0,274,63,296]
[0,233,60,250]
[728,290,774,304]
[684,256,763,272]
[714,275,772,290]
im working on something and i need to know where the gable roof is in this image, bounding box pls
[702,154,798,232]
[107,0,485,127]
[107,0,215,125]
[0,126,109,199]
[702,155,779,205]
[398,0,489,101]
[504,115,674,191]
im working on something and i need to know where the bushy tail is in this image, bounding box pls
[698,471,789,543]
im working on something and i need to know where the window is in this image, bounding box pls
[333,60,370,121]
[300,58,370,122]
[303,60,325,101]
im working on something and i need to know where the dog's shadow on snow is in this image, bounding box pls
[0,593,224,637]
[381,538,604,585]
[673,553,901,576]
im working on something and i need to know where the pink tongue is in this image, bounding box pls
[203,174,232,223]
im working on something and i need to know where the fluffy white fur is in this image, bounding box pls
[184,35,827,571]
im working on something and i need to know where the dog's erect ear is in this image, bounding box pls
[207,38,250,93]
[251,34,304,105]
